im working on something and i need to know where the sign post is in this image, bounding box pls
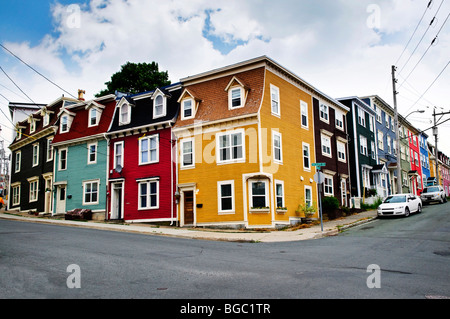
[312,163,325,232]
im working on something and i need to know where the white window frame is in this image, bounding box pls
[371,141,376,159]
[337,141,346,162]
[216,129,245,164]
[217,180,235,214]
[304,185,313,208]
[378,131,384,150]
[321,134,332,157]
[376,108,382,123]
[59,148,68,171]
[319,104,329,123]
[32,143,39,167]
[12,184,20,206]
[228,87,244,110]
[272,130,283,164]
[360,135,368,156]
[181,138,195,169]
[153,94,166,119]
[369,115,374,132]
[139,134,159,165]
[113,141,124,169]
[138,179,159,210]
[300,100,308,129]
[119,103,131,126]
[324,175,334,196]
[387,136,392,154]
[83,180,100,205]
[88,108,98,127]
[61,115,69,133]
[46,138,53,162]
[335,110,344,131]
[15,151,21,173]
[87,142,97,164]
[358,107,366,127]
[249,180,269,208]
[29,178,39,203]
[181,98,194,120]
[302,142,311,171]
[275,180,285,208]
[43,113,50,127]
[30,119,36,134]
[270,84,280,117]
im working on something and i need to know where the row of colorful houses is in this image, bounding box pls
[7,56,450,228]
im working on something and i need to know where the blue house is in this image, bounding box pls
[51,93,116,220]
[419,132,430,187]
[361,95,398,196]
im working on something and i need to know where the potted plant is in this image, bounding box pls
[296,203,317,224]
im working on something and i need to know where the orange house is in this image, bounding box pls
[174,56,346,228]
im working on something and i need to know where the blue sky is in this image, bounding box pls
[0,0,449,154]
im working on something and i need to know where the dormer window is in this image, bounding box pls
[89,108,98,127]
[119,103,130,125]
[225,76,248,110]
[30,119,36,133]
[43,113,50,126]
[182,99,194,120]
[61,115,69,133]
[153,94,166,118]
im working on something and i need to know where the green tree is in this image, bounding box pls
[95,61,171,97]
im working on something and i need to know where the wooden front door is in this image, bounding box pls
[184,191,194,225]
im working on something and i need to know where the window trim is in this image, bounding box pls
[59,148,68,171]
[335,109,344,131]
[302,142,311,171]
[181,98,194,120]
[82,179,100,205]
[217,180,235,214]
[138,179,159,210]
[337,141,346,162]
[319,103,329,123]
[181,138,195,169]
[272,130,283,164]
[216,129,245,164]
[270,84,280,117]
[119,103,131,126]
[228,87,244,110]
[300,100,308,129]
[324,175,334,196]
[60,115,69,133]
[12,184,20,206]
[14,151,21,173]
[32,143,39,167]
[113,141,124,169]
[275,180,285,208]
[87,142,97,164]
[88,108,99,127]
[304,185,313,208]
[46,138,53,162]
[321,134,332,157]
[153,93,166,119]
[139,134,159,165]
[249,179,269,209]
[360,135,368,156]
[28,178,39,203]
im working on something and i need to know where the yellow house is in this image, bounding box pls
[173,56,343,228]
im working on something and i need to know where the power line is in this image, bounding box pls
[0,65,35,104]
[397,0,444,75]
[399,11,450,88]
[394,0,433,66]
[0,43,76,99]
[405,60,450,114]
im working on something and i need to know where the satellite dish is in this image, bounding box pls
[115,165,123,174]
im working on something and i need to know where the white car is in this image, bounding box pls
[377,193,422,217]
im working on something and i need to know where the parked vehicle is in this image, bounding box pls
[377,194,422,217]
[420,186,447,204]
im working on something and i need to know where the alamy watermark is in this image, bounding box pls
[366,264,381,289]
[366,4,381,30]
[66,264,81,288]
[66,4,81,29]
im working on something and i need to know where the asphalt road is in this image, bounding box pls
[0,202,449,301]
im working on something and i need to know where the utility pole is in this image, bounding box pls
[392,65,402,194]
[433,109,450,186]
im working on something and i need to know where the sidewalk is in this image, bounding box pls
[0,210,377,243]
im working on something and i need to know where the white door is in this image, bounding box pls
[111,183,123,220]
[56,185,66,215]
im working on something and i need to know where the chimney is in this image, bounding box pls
[78,89,86,101]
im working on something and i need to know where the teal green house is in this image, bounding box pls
[51,94,116,220]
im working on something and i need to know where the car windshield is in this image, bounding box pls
[384,195,406,203]
[423,187,439,193]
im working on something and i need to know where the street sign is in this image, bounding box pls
[312,163,326,167]
[314,171,325,184]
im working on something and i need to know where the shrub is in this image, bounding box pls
[322,196,339,212]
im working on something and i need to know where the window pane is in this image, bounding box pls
[221,184,231,197]
[252,196,266,208]
[252,182,266,195]
[221,197,232,210]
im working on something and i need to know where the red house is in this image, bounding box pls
[408,130,423,195]
[106,84,181,223]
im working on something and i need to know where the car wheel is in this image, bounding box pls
[417,204,422,213]
[404,207,410,217]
